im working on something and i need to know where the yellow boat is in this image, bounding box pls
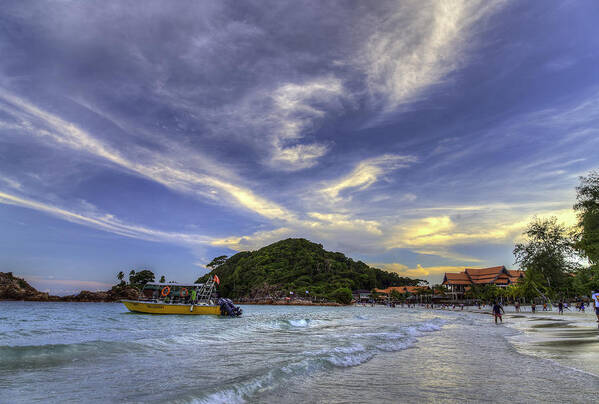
[121,300,222,315]
[121,276,242,316]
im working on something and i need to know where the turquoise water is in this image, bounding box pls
[1,302,598,403]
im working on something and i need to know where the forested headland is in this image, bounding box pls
[196,238,423,303]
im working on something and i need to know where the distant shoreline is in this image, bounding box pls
[234,300,343,306]
[0,299,345,306]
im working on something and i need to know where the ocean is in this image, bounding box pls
[1,302,598,403]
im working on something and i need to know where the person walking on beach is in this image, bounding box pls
[558,301,563,315]
[515,301,520,312]
[542,302,548,311]
[592,290,599,323]
[531,302,536,313]
[492,301,505,324]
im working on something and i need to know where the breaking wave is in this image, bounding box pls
[189,318,446,403]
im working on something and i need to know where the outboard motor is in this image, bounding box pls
[218,298,243,317]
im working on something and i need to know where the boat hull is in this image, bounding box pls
[121,300,221,315]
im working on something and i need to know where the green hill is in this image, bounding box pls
[196,238,423,301]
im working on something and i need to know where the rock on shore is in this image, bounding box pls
[0,272,52,301]
[0,272,139,302]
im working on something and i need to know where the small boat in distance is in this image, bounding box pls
[121,275,242,316]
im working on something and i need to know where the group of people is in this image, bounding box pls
[492,290,599,325]
[358,290,599,326]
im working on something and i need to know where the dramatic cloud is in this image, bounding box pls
[0,90,294,221]
[1,1,598,290]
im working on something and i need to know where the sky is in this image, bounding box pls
[1,1,599,294]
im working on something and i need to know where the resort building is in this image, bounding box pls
[374,286,429,295]
[373,286,432,303]
[442,266,524,300]
[352,289,372,303]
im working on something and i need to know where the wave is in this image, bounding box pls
[188,318,446,404]
[0,333,202,370]
[257,318,325,331]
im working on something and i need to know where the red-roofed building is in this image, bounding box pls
[508,270,525,284]
[442,266,524,300]
[374,286,429,295]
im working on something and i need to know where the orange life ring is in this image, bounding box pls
[180,288,189,297]
[161,286,171,297]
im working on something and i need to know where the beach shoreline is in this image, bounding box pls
[2,301,599,403]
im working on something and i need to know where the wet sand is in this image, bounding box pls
[268,309,599,403]
[482,307,599,377]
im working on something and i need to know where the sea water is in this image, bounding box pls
[1,302,598,403]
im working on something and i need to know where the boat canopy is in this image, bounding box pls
[142,282,203,288]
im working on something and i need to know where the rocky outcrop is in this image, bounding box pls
[0,272,139,302]
[0,272,53,301]
[61,285,139,302]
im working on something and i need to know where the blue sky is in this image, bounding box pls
[1,1,598,294]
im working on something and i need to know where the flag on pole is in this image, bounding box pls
[213,275,220,285]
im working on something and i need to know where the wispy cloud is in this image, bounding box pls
[268,78,344,170]
[0,175,22,190]
[0,190,213,247]
[321,154,417,199]
[362,0,503,111]
[0,90,293,220]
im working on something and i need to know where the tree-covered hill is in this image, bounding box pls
[196,238,423,300]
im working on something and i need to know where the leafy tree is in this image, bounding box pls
[517,270,548,301]
[207,255,228,270]
[513,217,579,294]
[573,171,599,293]
[505,284,521,302]
[159,275,166,283]
[572,266,599,296]
[370,288,381,301]
[116,271,125,285]
[331,287,353,304]
[574,171,599,263]
[129,270,155,289]
[389,289,403,302]
[432,284,446,295]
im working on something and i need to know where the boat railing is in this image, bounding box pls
[134,296,214,305]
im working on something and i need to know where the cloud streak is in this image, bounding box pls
[321,154,417,199]
[0,90,294,221]
[0,190,213,247]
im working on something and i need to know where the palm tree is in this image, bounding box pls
[116,271,125,286]
[521,270,551,306]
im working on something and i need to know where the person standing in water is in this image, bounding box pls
[558,301,564,315]
[531,302,536,313]
[592,290,599,324]
[492,301,505,324]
